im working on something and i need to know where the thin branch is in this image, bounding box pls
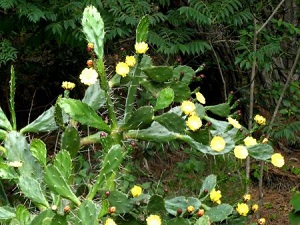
[246,18,257,194]
[210,42,227,100]
[256,0,286,34]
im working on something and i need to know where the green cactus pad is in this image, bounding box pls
[0,129,7,141]
[205,103,231,117]
[195,215,210,225]
[61,126,80,158]
[173,65,195,84]
[44,164,80,206]
[30,139,47,167]
[154,87,174,111]
[142,66,173,82]
[205,204,233,222]
[108,190,132,214]
[154,113,185,133]
[58,98,110,132]
[0,107,12,131]
[165,196,201,216]
[147,195,166,215]
[20,106,58,134]
[19,175,49,207]
[199,174,217,200]
[248,144,273,160]
[15,205,31,225]
[53,150,72,182]
[121,106,154,130]
[170,82,191,102]
[167,218,191,225]
[76,200,99,225]
[136,15,149,43]
[0,206,15,220]
[82,81,106,111]
[29,209,54,225]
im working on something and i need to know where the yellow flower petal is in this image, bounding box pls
[79,68,98,86]
[234,145,248,159]
[116,62,130,77]
[181,101,196,115]
[130,185,142,197]
[210,188,222,204]
[186,115,202,131]
[271,153,284,167]
[196,92,206,104]
[254,114,266,125]
[236,203,249,216]
[243,136,257,146]
[227,117,241,129]
[146,214,161,225]
[135,42,149,54]
[210,136,226,152]
[61,81,75,90]
[125,56,136,67]
[105,218,117,225]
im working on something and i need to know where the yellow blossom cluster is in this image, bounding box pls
[146,214,161,225]
[130,185,142,197]
[180,92,206,132]
[254,114,266,125]
[61,81,76,90]
[210,136,226,152]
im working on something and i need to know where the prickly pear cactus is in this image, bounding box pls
[82,5,105,58]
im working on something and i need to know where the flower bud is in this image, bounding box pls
[177,208,183,215]
[64,205,71,214]
[109,206,116,214]
[105,191,110,197]
[100,132,107,138]
[87,59,93,67]
[87,43,94,52]
[187,205,194,213]
[197,209,205,217]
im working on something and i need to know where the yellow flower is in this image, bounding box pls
[135,42,149,54]
[187,205,195,213]
[243,194,251,202]
[181,100,196,115]
[186,115,202,131]
[87,43,94,50]
[130,185,142,197]
[146,214,161,225]
[251,204,259,212]
[227,117,241,129]
[196,92,206,104]
[61,81,75,90]
[236,203,249,216]
[243,136,257,147]
[116,62,130,77]
[210,136,226,152]
[234,146,248,159]
[262,138,268,144]
[257,218,266,225]
[125,56,136,67]
[79,68,98,86]
[105,218,117,225]
[254,114,266,125]
[271,153,285,167]
[7,161,23,167]
[210,188,222,204]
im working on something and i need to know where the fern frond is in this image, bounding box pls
[179,6,211,25]
[0,0,15,10]
[18,2,45,23]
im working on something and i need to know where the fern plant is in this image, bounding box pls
[0,39,18,66]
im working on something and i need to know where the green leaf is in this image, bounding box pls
[30,139,47,166]
[154,113,185,133]
[61,126,80,158]
[121,106,154,130]
[58,98,110,132]
[136,15,149,43]
[0,129,7,141]
[142,66,173,82]
[82,81,106,111]
[44,164,80,206]
[20,106,58,134]
[205,103,231,117]
[154,88,174,111]
[289,210,300,225]
[248,144,273,160]
[291,193,300,212]
[0,107,12,131]
[19,176,49,207]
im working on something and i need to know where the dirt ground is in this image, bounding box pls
[250,149,300,225]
